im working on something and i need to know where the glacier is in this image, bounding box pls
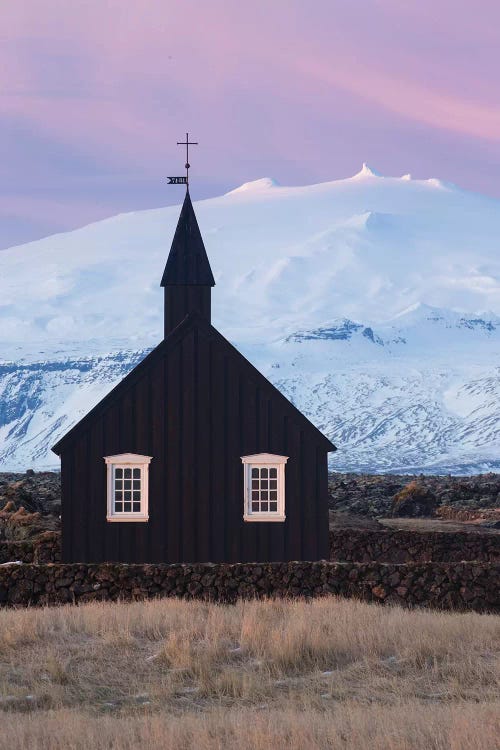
[0,164,500,473]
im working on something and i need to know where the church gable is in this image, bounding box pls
[53,312,334,457]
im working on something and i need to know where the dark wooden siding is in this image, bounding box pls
[61,323,330,563]
[164,286,211,336]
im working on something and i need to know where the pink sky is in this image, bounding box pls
[1,0,500,248]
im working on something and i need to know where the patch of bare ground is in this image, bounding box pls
[0,597,498,749]
[330,511,500,534]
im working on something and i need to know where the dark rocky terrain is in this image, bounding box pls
[0,471,60,516]
[329,472,500,519]
[0,471,60,543]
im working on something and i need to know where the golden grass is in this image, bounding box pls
[0,596,499,749]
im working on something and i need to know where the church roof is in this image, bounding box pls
[52,312,336,455]
[160,191,215,287]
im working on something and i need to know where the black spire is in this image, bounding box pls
[161,191,215,287]
[161,191,215,337]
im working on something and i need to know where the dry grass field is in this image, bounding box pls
[0,596,499,749]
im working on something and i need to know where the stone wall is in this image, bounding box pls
[0,532,60,564]
[0,561,498,613]
[2,529,498,567]
[329,528,500,564]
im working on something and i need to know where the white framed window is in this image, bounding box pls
[104,454,152,522]
[241,453,288,522]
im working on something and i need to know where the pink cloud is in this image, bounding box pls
[2,0,500,246]
[296,59,500,144]
[2,1,499,155]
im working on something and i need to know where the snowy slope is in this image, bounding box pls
[1,164,500,472]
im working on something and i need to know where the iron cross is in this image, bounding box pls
[177,132,198,187]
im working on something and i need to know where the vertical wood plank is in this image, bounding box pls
[88,419,105,562]
[226,359,242,563]
[285,417,302,561]
[181,329,196,562]
[72,434,88,562]
[150,355,166,562]
[301,432,317,560]
[209,340,226,562]
[196,328,211,561]
[166,345,181,562]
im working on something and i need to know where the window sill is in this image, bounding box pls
[106,516,149,523]
[243,514,286,523]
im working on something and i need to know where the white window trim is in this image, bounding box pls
[241,453,288,522]
[104,453,152,522]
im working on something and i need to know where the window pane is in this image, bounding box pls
[133,468,141,478]
[260,468,268,478]
[115,480,123,490]
[115,468,123,478]
[114,491,121,502]
[133,480,141,490]
[251,468,259,478]
[115,502,123,512]
[124,480,131,490]
[133,491,141,501]
[133,502,141,512]
[270,502,277,512]
[251,491,259,501]
[261,480,268,489]
[251,480,259,490]
[124,491,131,501]
[124,502,132,512]
[270,480,277,489]
[270,490,277,501]
[124,468,132,479]
[270,468,277,478]
[261,491,268,501]
[261,502,268,511]
[251,502,259,512]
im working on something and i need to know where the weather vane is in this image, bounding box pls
[167,132,198,189]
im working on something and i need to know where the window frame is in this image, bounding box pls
[241,453,288,522]
[104,453,152,522]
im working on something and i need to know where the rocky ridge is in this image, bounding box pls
[329,472,500,518]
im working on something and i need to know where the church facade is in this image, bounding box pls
[52,191,336,563]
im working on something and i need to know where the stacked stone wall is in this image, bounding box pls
[0,561,497,613]
[0,532,61,564]
[3,529,498,567]
[329,528,500,564]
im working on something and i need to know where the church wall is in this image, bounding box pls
[61,324,330,564]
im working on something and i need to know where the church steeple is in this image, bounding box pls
[161,190,215,337]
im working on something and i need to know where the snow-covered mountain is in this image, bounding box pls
[1,164,500,473]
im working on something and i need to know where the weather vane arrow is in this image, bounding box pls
[167,132,198,189]
[167,176,188,185]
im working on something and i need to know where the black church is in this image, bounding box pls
[52,180,336,564]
